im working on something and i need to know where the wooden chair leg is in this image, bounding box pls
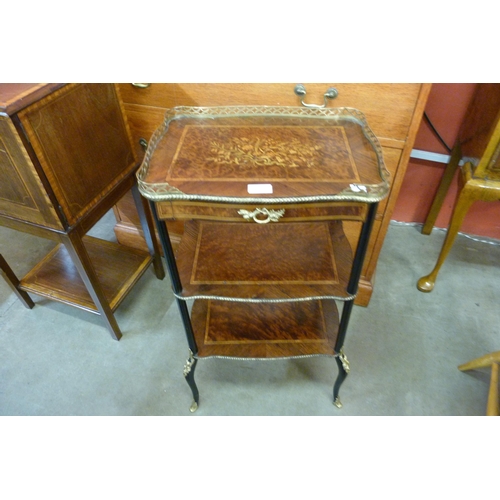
[459,354,500,416]
[62,230,122,340]
[417,181,475,292]
[487,363,499,416]
[131,183,165,280]
[458,351,500,371]
[422,143,462,235]
[0,254,35,309]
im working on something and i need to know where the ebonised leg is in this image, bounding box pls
[333,349,350,408]
[183,350,199,413]
[333,299,354,408]
[150,202,201,411]
[331,203,377,407]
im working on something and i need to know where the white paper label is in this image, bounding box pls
[247,183,273,194]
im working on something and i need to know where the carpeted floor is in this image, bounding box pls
[1,212,499,416]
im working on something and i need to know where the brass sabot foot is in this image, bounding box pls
[189,401,198,413]
[333,397,343,409]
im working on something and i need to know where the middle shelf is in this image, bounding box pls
[175,219,356,302]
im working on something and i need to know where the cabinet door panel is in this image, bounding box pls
[0,116,62,228]
[18,84,137,226]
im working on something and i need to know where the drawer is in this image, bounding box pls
[118,83,424,142]
[156,200,367,223]
[122,103,165,158]
[123,103,165,143]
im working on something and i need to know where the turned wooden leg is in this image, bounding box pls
[460,356,500,416]
[422,143,462,235]
[417,182,475,292]
[487,363,499,416]
[0,254,35,309]
[63,230,122,340]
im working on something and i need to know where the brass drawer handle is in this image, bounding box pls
[294,84,338,109]
[139,138,148,151]
[238,208,285,224]
[131,83,151,89]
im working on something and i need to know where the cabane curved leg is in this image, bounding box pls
[183,350,199,413]
[417,181,475,292]
[333,349,350,408]
[421,143,462,235]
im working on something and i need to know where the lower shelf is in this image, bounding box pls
[19,236,153,313]
[191,299,339,358]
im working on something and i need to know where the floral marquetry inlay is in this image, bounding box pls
[169,125,360,182]
[207,136,322,168]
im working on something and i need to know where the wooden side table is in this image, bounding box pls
[0,84,164,340]
[138,104,389,411]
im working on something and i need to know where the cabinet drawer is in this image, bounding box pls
[156,200,367,223]
[123,103,165,147]
[118,83,423,142]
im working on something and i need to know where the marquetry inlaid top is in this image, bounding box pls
[137,106,389,204]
